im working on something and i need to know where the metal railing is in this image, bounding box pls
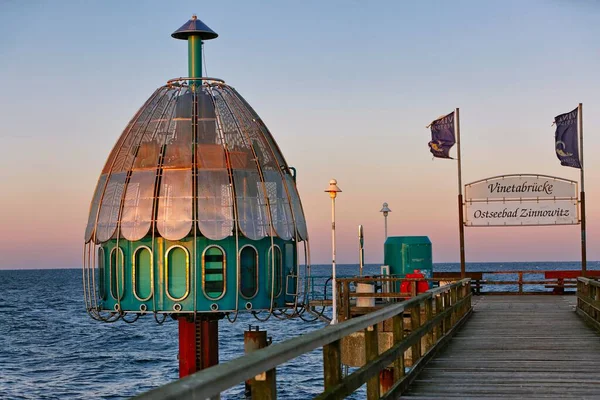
[576,277,600,331]
[135,279,472,400]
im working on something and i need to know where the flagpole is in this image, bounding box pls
[455,108,466,278]
[578,103,586,277]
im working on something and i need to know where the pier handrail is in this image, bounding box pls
[135,279,471,400]
[576,277,600,331]
[436,270,600,294]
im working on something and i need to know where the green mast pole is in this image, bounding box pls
[171,14,218,85]
[188,27,203,81]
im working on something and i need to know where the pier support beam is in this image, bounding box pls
[178,315,220,378]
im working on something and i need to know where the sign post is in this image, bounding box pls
[578,103,586,276]
[553,104,586,275]
[427,108,465,277]
[455,108,466,278]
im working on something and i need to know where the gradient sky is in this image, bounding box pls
[1,0,599,269]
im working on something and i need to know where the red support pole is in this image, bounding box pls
[179,317,198,378]
[178,317,220,378]
[200,319,219,369]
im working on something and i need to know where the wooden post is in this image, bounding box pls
[393,314,405,382]
[379,368,394,397]
[323,340,342,391]
[518,272,523,294]
[450,287,457,326]
[558,278,565,295]
[444,291,452,333]
[410,304,421,364]
[365,324,380,400]
[423,298,433,354]
[593,286,600,321]
[584,283,590,315]
[457,284,464,318]
[577,280,581,309]
[464,283,469,315]
[466,282,472,312]
[343,281,351,322]
[434,294,442,341]
[244,327,276,400]
[456,286,464,321]
[591,285,597,320]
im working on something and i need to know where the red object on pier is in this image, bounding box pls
[400,271,429,295]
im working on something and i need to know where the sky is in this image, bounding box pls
[1,0,599,269]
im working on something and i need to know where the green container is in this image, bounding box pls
[384,236,432,279]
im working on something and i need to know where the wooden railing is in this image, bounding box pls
[435,270,600,294]
[576,277,600,331]
[134,279,472,400]
[336,277,422,322]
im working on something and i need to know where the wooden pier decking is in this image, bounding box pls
[402,295,600,399]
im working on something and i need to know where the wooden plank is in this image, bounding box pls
[402,295,600,398]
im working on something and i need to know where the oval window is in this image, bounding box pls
[267,246,282,297]
[110,247,125,300]
[166,246,189,301]
[240,246,258,298]
[203,246,226,299]
[134,247,153,301]
[98,247,106,300]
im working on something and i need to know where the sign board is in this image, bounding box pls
[464,174,579,227]
[465,175,577,201]
[465,199,578,226]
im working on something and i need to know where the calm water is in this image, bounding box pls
[1,262,597,399]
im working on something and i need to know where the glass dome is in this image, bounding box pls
[84,79,308,244]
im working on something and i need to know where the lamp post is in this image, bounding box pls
[380,202,391,240]
[325,179,342,325]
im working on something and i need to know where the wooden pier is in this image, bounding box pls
[135,277,600,399]
[402,294,600,398]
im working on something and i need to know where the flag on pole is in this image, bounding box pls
[427,111,455,159]
[554,107,581,169]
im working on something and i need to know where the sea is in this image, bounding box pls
[1,261,598,400]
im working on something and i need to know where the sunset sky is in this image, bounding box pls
[1,0,599,269]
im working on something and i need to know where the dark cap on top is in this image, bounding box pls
[171,15,218,40]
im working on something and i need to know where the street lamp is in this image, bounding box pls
[325,179,342,325]
[380,202,391,240]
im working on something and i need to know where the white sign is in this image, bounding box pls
[465,199,579,226]
[465,175,577,201]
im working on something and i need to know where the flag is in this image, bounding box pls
[428,111,455,159]
[554,108,581,169]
